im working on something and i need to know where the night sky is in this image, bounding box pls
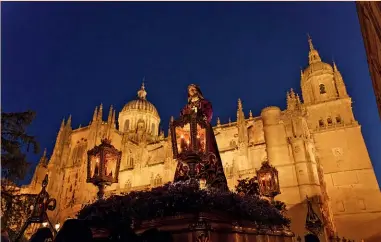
[2,2,381,186]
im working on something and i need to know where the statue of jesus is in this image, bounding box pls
[173,84,228,191]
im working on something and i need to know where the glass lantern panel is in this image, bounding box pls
[258,172,271,194]
[274,173,279,187]
[267,173,274,189]
[196,124,206,153]
[104,152,117,179]
[176,124,191,154]
[90,155,101,178]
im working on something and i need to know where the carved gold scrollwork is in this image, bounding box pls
[196,232,210,242]
[47,198,57,211]
[189,217,211,242]
[189,218,211,231]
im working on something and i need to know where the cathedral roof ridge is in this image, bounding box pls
[72,125,90,132]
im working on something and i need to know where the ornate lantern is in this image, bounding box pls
[87,138,122,199]
[256,160,280,201]
[170,111,211,184]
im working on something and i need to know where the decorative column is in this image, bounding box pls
[261,106,293,167]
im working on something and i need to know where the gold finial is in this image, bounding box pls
[98,103,103,121]
[249,110,253,119]
[237,98,242,110]
[60,118,65,129]
[307,34,321,64]
[307,33,314,50]
[137,80,147,100]
[108,105,113,123]
[112,110,116,128]
[39,148,48,166]
[290,88,296,98]
[92,106,98,121]
[217,117,221,126]
[66,115,72,128]
[43,148,47,158]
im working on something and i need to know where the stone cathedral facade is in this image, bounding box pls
[23,38,381,241]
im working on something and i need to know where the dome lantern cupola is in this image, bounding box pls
[308,34,322,64]
[137,82,147,100]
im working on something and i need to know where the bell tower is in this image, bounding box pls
[301,36,355,131]
[301,36,381,241]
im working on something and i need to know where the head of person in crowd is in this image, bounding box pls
[29,227,54,242]
[54,219,92,242]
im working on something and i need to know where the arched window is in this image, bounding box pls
[124,119,130,132]
[126,157,134,169]
[137,119,145,131]
[153,175,162,187]
[151,123,155,135]
[72,142,87,166]
[224,164,233,177]
[125,180,131,189]
[77,143,86,165]
[327,117,333,126]
[319,84,326,94]
[71,146,78,165]
[318,119,324,128]
[336,116,342,124]
[126,151,134,169]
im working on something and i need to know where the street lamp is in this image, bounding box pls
[256,160,280,202]
[170,111,211,187]
[87,138,122,200]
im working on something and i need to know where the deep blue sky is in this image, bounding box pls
[2,2,381,186]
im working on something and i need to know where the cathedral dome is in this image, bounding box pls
[303,61,333,79]
[118,83,161,135]
[121,85,159,118]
